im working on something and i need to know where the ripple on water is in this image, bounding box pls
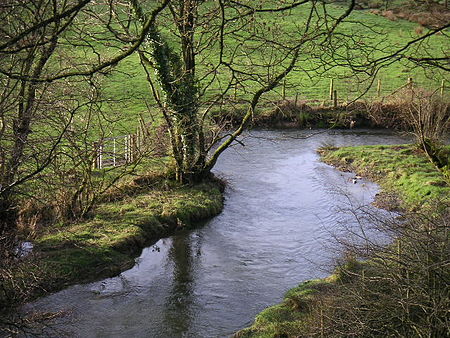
[24,129,411,338]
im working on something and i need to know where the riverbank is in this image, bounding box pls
[320,144,450,210]
[236,143,450,337]
[213,98,417,130]
[1,172,224,323]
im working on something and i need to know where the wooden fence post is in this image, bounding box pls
[98,144,103,169]
[113,138,116,167]
[128,135,132,162]
[93,143,98,169]
[124,135,128,163]
[407,77,413,88]
[440,79,445,96]
[333,90,338,108]
[329,78,334,100]
[282,78,286,100]
[377,79,382,97]
[132,134,137,161]
[136,127,141,153]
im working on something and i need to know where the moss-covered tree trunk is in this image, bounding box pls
[135,0,207,183]
[132,0,300,183]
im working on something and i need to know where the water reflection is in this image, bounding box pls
[163,233,198,336]
[25,129,412,337]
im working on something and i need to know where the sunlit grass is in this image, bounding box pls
[33,176,223,285]
[94,3,447,133]
[236,278,336,338]
[320,144,450,208]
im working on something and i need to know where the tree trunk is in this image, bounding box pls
[0,193,17,236]
[172,110,208,183]
[0,32,58,232]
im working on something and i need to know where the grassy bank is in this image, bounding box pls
[235,278,338,338]
[320,144,450,210]
[3,173,224,310]
[236,143,449,337]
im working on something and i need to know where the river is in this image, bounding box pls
[25,129,411,337]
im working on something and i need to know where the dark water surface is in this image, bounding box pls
[26,129,411,337]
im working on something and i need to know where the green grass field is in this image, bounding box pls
[87,2,448,135]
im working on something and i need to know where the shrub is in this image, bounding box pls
[305,205,450,337]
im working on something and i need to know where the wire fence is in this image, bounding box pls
[278,76,448,106]
[93,77,447,168]
[93,120,150,169]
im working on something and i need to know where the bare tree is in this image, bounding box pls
[113,0,357,183]
[0,0,86,235]
[0,0,171,235]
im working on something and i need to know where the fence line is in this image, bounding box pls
[205,76,448,109]
[281,76,447,107]
[94,119,150,169]
[93,78,446,168]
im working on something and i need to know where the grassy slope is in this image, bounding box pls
[96,3,448,133]
[321,144,450,209]
[236,278,337,338]
[235,144,449,337]
[17,175,223,298]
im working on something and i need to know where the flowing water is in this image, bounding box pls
[25,129,411,337]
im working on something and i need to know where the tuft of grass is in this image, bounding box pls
[319,144,450,209]
[234,278,335,338]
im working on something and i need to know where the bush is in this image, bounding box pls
[305,205,450,337]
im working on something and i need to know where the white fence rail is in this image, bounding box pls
[94,135,132,169]
[94,118,152,169]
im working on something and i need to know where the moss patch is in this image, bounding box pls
[235,278,335,338]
